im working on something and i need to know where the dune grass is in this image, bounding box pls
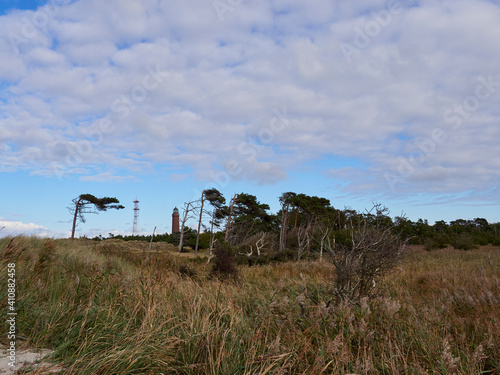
[0,237,499,374]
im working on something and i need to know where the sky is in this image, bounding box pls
[1,0,500,238]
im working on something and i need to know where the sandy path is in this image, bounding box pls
[0,348,57,374]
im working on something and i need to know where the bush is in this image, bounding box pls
[491,237,500,246]
[423,234,450,251]
[451,233,478,251]
[434,233,450,248]
[328,205,407,303]
[269,247,296,263]
[472,233,491,246]
[178,265,197,279]
[423,238,437,251]
[210,243,238,280]
[409,236,424,245]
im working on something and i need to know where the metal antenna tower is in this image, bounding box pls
[133,198,140,235]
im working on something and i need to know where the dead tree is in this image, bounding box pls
[239,233,267,257]
[304,215,316,254]
[278,192,296,253]
[194,190,207,256]
[296,226,308,260]
[178,201,198,253]
[207,238,217,264]
[224,194,238,242]
[144,227,156,264]
[208,209,217,260]
[319,226,331,262]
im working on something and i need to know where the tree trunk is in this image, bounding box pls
[194,191,206,255]
[208,209,216,259]
[320,237,324,262]
[71,198,82,240]
[224,194,238,242]
[294,207,299,230]
[305,215,315,254]
[241,221,256,244]
[319,228,330,262]
[279,202,289,253]
[178,203,191,253]
[145,227,156,263]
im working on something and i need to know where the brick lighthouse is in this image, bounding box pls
[172,207,180,233]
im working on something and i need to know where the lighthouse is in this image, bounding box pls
[172,207,180,233]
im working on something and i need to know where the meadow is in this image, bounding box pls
[0,236,499,374]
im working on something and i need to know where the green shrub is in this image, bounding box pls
[423,238,437,251]
[424,234,450,250]
[473,233,490,246]
[210,242,238,280]
[409,236,424,245]
[269,248,296,262]
[491,237,500,246]
[451,233,478,251]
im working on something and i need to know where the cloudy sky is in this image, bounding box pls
[1,0,500,238]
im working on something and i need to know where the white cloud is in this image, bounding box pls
[79,171,138,182]
[0,218,69,238]
[0,0,500,203]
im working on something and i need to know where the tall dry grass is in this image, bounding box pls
[0,237,498,374]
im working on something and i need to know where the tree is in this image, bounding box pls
[178,201,198,253]
[278,192,296,252]
[194,188,225,255]
[290,194,331,255]
[224,194,239,242]
[393,216,414,240]
[69,194,124,239]
[222,193,271,246]
[473,218,490,231]
[434,220,448,233]
[450,219,469,234]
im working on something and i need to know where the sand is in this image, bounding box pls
[0,348,59,374]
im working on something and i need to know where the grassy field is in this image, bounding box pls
[0,237,499,374]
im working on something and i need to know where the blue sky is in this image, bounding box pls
[0,0,46,15]
[1,0,500,238]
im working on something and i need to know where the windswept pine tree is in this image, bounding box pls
[69,194,124,239]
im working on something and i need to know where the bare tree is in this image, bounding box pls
[326,204,407,304]
[195,190,207,255]
[207,238,217,264]
[224,194,238,242]
[318,225,331,262]
[239,232,267,257]
[208,209,217,260]
[296,225,308,260]
[278,192,296,253]
[178,201,198,253]
[304,215,316,254]
[145,227,156,264]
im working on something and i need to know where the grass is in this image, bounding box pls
[0,237,499,374]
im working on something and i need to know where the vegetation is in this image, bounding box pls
[1,236,499,374]
[329,205,406,304]
[69,194,124,240]
[4,189,499,373]
[82,190,500,256]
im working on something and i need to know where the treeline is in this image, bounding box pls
[92,190,500,254]
[395,217,500,250]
